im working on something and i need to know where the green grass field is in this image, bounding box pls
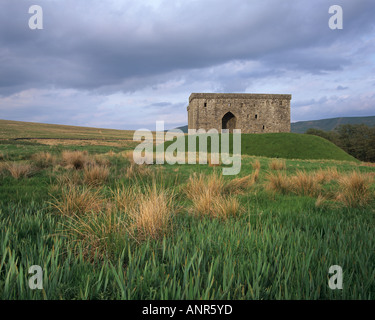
[0,120,374,300]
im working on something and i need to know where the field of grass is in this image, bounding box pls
[0,121,374,300]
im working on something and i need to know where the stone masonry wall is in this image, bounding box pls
[187,93,291,133]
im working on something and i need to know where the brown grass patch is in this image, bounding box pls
[185,172,226,199]
[189,191,240,219]
[112,185,134,212]
[269,159,286,170]
[55,170,82,187]
[62,150,91,169]
[83,164,109,186]
[106,150,116,157]
[122,150,135,162]
[360,162,375,168]
[128,186,175,241]
[125,163,153,179]
[335,171,373,207]
[252,160,261,170]
[225,170,259,194]
[32,152,57,168]
[185,172,241,219]
[314,167,340,183]
[93,154,110,166]
[6,162,33,179]
[112,184,175,241]
[50,185,104,216]
[265,171,291,194]
[290,170,321,197]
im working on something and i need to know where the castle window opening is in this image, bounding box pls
[222,112,237,131]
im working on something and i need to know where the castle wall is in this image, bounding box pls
[187,93,291,133]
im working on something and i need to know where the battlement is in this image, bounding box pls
[189,93,292,103]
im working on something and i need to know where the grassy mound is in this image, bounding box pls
[166,133,357,162]
[239,133,357,161]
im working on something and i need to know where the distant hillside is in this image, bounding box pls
[174,116,375,134]
[0,119,134,140]
[291,116,375,133]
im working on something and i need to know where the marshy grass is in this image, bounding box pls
[190,192,240,219]
[336,171,373,207]
[269,159,286,170]
[252,159,261,170]
[2,144,375,299]
[62,150,91,169]
[62,183,175,259]
[125,163,153,179]
[314,166,340,183]
[265,168,374,207]
[94,154,110,166]
[62,207,126,260]
[185,172,226,199]
[265,171,291,195]
[225,169,259,194]
[83,164,110,186]
[128,185,175,241]
[290,170,321,197]
[121,150,135,163]
[31,151,57,168]
[0,162,7,175]
[50,185,104,216]
[185,172,241,219]
[6,162,34,179]
[55,170,83,187]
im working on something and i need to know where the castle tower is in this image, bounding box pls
[187,93,291,133]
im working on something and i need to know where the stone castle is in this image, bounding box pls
[187,93,291,133]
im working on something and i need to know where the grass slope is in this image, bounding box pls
[170,133,357,162]
[291,116,375,133]
[0,119,134,140]
[239,133,357,161]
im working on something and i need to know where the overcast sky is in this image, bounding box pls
[1,0,375,130]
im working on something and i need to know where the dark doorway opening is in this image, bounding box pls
[222,112,237,132]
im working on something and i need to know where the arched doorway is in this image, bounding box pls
[222,112,237,132]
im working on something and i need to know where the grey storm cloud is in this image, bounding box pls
[1,0,375,96]
[1,0,375,129]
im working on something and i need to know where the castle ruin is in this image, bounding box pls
[187,93,291,133]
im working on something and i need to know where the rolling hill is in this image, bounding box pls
[0,119,358,161]
[164,133,357,162]
[291,116,375,133]
[0,119,134,140]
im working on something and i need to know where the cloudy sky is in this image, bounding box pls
[1,0,374,130]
